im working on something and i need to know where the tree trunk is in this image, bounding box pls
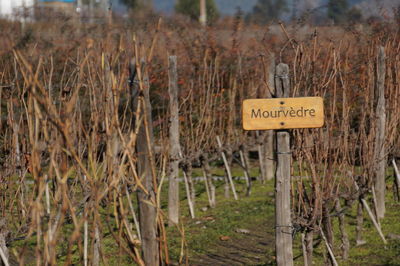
[167,55,181,226]
[199,0,207,26]
[303,229,314,266]
[356,201,365,246]
[374,46,386,219]
[335,199,349,260]
[322,203,334,266]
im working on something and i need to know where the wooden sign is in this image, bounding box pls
[242,97,324,130]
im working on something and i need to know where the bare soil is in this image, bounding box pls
[190,219,275,265]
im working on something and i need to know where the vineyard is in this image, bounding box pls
[0,14,400,265]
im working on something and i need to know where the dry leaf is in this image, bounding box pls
[203,216,215,221]
[219,236,230,241]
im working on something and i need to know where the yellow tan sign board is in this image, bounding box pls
[242,97,324,130]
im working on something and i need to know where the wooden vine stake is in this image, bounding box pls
[0,218,9,266]
[239,147,252,196]
[265,54,276,182]
[374,46,387,219]
[131,57,159,266]
[393,159,400,196]
[274,63,293,266]
[353,179,387,245]
[216,136,238,200]
[242,63,324,266]
[168,55,181,225]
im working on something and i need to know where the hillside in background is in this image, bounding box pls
[149,0,398,17]
[149,0,258,15]
[355,0,399,18]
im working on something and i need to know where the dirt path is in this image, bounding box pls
[190,219,275,265]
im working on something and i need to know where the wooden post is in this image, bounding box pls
[201,153,216,207]
[361,199,387,244]
[185,161,196,210]
[356,201,365,246]
[393,159,400,183]
[181,159,196,219]
[322,204,334,265]
[274,63,293,266]
[199,0,207,26]
[256,131,267,183]
[125,185,141,241]
[167,55,181,225]
[265,54,276,181]
[335,199,349,260]
[183,167,195,219]
[202,168,212,205]
[216,136,238,200]
[371,185,381,226]
[83,213,88,266]
[374,46,386,219]
[239,146,251,196]
[0,219,9,266]
[132,60,159,266]
[320,228,339,266]
[392,159,400,199]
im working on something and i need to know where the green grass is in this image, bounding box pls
[289,181,400,266]
[337,192,400,266]
[8,164,400,265]
[166,165,400,265]
[166,177,275,261]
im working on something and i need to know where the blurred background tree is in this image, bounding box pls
[346,6,363,23]
[175,0,220,24]
[120,0,153,10]
[248,0,289,24]
[327,0,349,24]
[120,0,138,9]
[328,0,364,24]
